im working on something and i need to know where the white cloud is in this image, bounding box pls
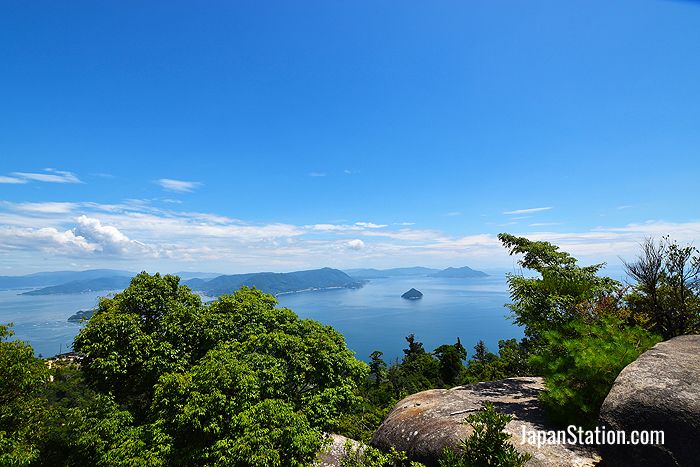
[11,169,82,184]
[308,172,327,177]
[11,202,78,214]
[0,226,96,254]
[156,179,202,193]
[446,211,462,217]
[354,222,387,229]
[0,215,155,258]
[0,176,26,184]
[72,215,151,255]
[346,239,365,250]
[503,207,552,215]
[0,197,698,273]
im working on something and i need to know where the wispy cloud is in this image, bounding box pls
[446,211,462,217]
[0,197,698,272]
[354,222,387,229]
[529,222,561,227]
[5,169,82,184]
[0,175,27,184]
[503,206,552,215]
[156,178,202,193]
[10,202,78,214]
[308,172,327,177]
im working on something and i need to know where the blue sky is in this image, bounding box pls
[1,0,699,274]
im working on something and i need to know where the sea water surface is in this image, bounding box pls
[277,275,521,361]
[0,275,522,361]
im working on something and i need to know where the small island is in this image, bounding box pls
[401,288,423,300]
[67,309,96,323]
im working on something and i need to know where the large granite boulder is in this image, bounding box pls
[371,377,599,466]
[599,335,700,467]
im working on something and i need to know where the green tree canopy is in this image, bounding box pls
[0,324,50,466]
[70,272,367,466]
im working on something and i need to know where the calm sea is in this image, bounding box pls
[0,275,522,361]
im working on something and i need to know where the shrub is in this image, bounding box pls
[439,402,530,467]
[531,315,660,427]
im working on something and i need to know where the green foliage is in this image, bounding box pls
[65,394,169,466]
[67,273,367,466]
[369,351,387,386]
[624,237,700,339]
[462,339,530,384]
[0,324,50,466]
[340,440,425,467]
[433,340,467,387]
[531,315,660,427]
[498,233,621,347]
[498,233,664,428]
[439,403,530,467]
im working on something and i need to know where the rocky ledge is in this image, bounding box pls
[371,377,600,467]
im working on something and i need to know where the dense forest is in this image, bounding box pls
[1,235,698,466]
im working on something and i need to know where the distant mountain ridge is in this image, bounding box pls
[10,265,486,298]
[346,266,487,279]
[22,276,132,296]
[0,269,133,290]
[185,267,365,297]
[429,266,488,278]
[345,267,440,279]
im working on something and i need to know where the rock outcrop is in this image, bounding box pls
[371,377,599,467]
[315,434,360,467]
[599,335,700,467]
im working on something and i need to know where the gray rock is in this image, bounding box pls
[371,377,599,466]
[315,434,361,467]
[599,335,700,467]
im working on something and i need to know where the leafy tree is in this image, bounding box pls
[73,273,204,414]
[0,324,50,466]
[498,233,620,348]
[439,402,530,467]
[433,340,467,387]
[402,334,426,361]
[70,273,367,466]
[624,237,700,338]
[369,351,387,386]
[498,234,660,427]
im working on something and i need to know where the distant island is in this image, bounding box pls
[429,266,488,278]
[67,309,96,323]
[12,267,364,298]
[12,265,486,298]
[184,267,365,297]
[346,266,487,279]
[0,269,132,290]
[345,267,440,279]
[22,276,132,296]
[401,288,423,300]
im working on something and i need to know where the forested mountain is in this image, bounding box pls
[185,267,365,296]
[22,277,132,295]
[0,269,132,290]
[345,267,440,279]
[429,266,488,278]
